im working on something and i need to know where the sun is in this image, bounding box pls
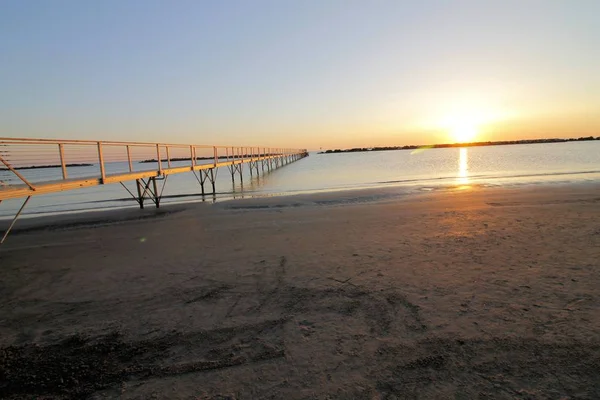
[450,120,478,143]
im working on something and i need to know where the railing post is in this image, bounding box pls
[97,142,106,183]
[249,147,253,177]
[191,146,196,168]
[166,145,171,168]
[214,146,218,167]
[156,144,162,175]
[126,145,133,172]
[58,143,67,179]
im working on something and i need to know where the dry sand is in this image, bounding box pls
[1,183,600,399]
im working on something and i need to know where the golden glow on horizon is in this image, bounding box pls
[451,122,478,143]
[412,101,513,146]
[446,112,480,143]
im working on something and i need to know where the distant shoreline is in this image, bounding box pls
[0,163,93,171]
[139,156,225,164]
[319,136,600,154]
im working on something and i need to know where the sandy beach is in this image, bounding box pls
[1,183,600,399]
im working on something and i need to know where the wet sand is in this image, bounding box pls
[1,183,600,399]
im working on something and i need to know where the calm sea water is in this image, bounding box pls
[1,141,599,219]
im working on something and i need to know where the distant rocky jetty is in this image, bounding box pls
[320,136,600,154]
[139,154,275,163]
[139,156,223,163]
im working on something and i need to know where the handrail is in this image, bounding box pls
[0,137,300,150]
[0,137,308,193]
[0,136,309,243]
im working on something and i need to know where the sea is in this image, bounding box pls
[1,141,599,219]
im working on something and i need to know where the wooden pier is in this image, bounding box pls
[0,137,308,243]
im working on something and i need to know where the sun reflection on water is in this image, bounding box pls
[458,147,469,185]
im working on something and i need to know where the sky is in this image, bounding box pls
[1,0,599,149]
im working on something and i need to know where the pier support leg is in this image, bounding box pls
[136,179,145,209]
[193,168,217,197]
[210,168,216,194]
[152,177,160,208]
[250,160,259,177]
[121,176,167,209]
[228,165,235,184]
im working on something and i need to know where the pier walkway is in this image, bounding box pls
[0,137,308,242]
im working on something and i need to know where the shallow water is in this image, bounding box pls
[1,141,599,218]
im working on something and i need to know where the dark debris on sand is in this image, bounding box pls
[0,320,285,399]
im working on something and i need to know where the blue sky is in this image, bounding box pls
[1,0,599,148]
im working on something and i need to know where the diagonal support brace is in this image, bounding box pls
[1,196,31,244]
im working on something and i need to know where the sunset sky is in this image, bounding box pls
[1,0,599,149]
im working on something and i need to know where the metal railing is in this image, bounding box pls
[0,137,308,242]
[0,137,305,188]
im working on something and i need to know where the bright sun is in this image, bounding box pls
[450,121,478,143]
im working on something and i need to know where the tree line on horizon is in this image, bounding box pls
[320,136,600,154]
